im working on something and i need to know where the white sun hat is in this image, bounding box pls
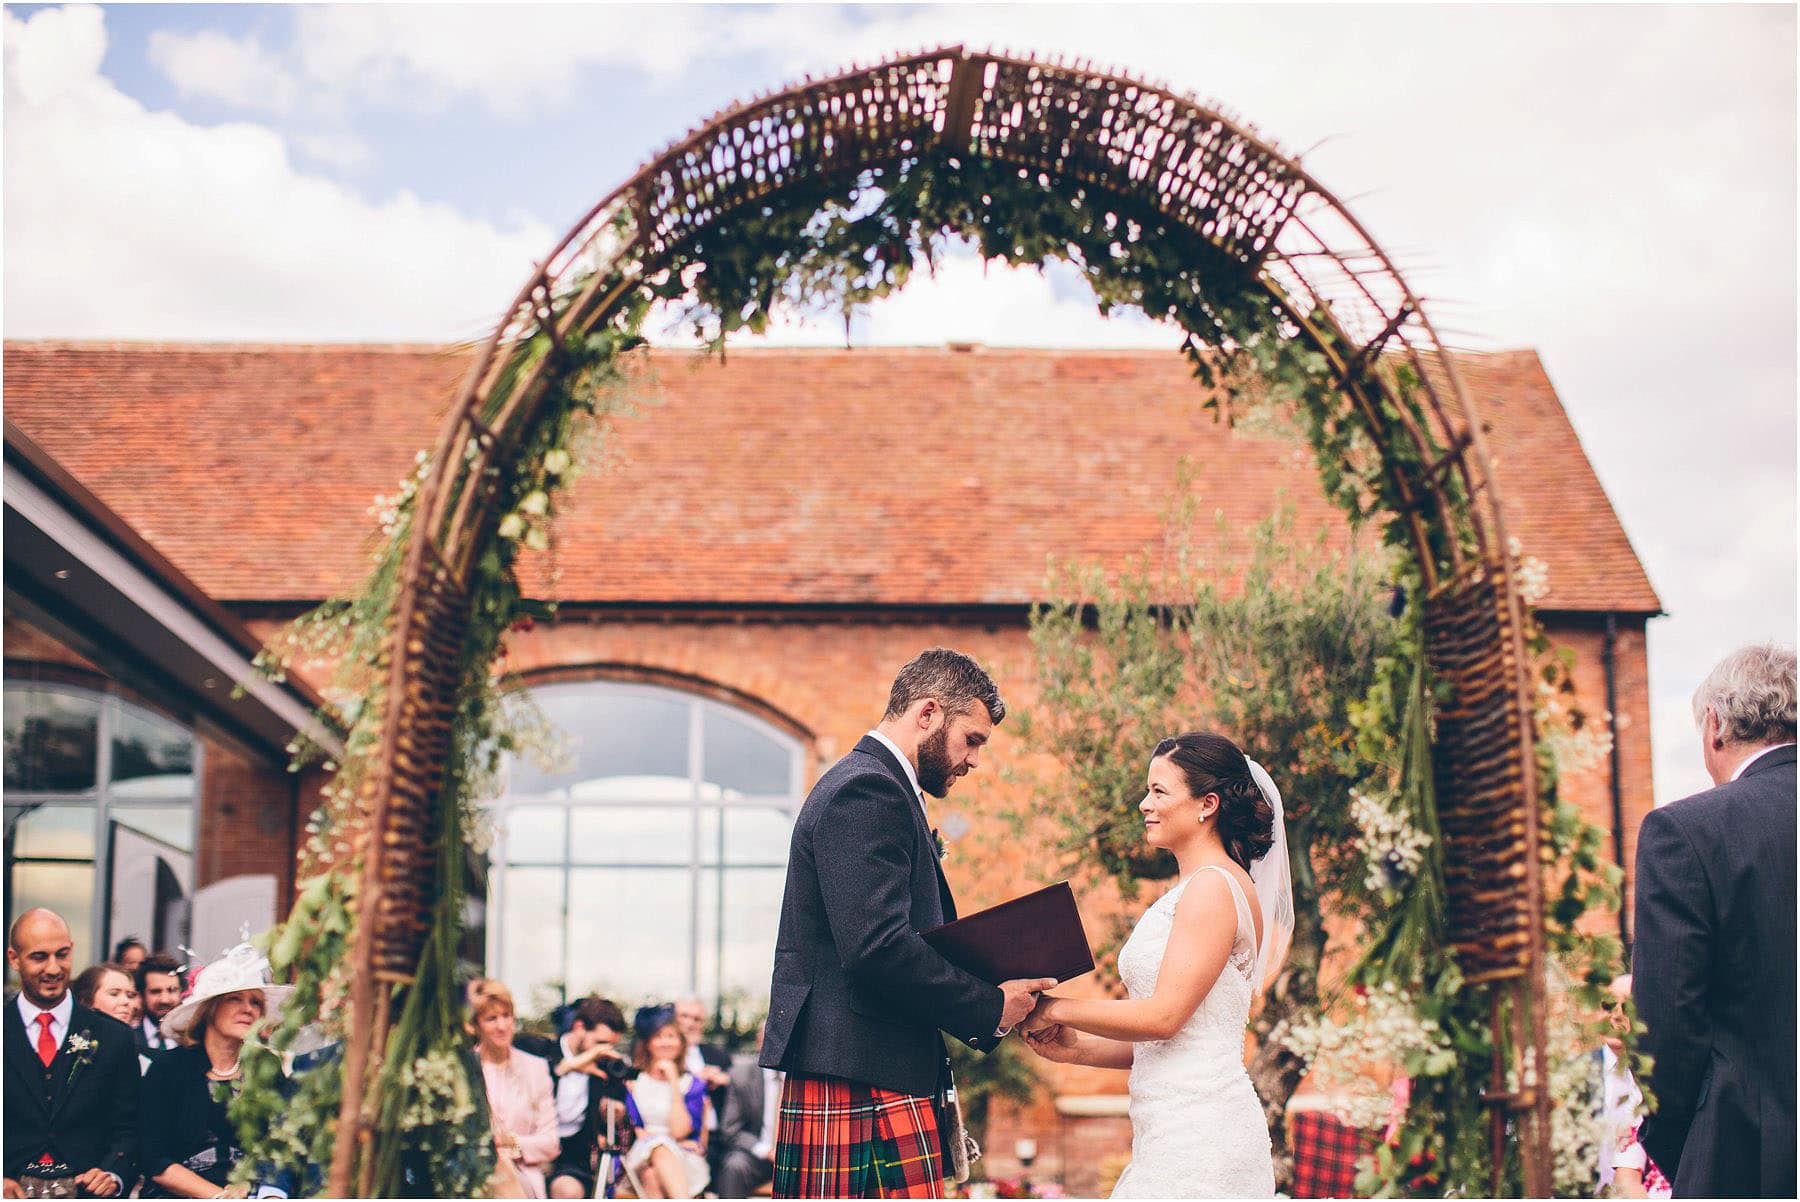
[160,941,295,1041]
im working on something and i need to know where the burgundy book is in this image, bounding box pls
[921,881,1095,985]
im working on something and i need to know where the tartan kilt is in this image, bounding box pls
[772,1073,944,1199]
[1289,1109,1377,1198]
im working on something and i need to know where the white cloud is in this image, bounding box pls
[4,4,554,341]
[289,4,711,117]
[294,130,377,173]
[147,27,299,114]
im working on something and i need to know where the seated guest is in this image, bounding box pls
[4,908,139,1199]
[73,962,150,1075]
[139,943,292,1199]
[714,1026,781,1199]
[134,954,185,1064]
[622,1006,710,1199]
[547,997,631,1200]
[469,980,560,1199]
[673,996,731,1183]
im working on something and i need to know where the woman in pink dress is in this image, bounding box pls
[470,980,560,1199]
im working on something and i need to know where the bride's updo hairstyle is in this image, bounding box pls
[1151,731,1275,872]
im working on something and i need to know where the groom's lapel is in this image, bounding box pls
[853,736,956,917]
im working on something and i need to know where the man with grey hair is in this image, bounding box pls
[1633,642,1795,1197]
[760,647,1053,1198]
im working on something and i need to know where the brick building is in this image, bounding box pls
[4,341,1659,1186]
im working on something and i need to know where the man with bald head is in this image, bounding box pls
[5,908,139,1198]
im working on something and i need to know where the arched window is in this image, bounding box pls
[3,681,198,958]
[489,680,802,1013]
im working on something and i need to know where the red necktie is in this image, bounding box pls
[35,1013,56,1067]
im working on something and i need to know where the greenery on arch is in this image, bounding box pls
[233,148,1634,1197]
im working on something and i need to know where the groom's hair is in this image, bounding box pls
[1152,731,1275,872]
[885,648,1006,724]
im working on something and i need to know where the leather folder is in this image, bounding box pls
[921,881,1095,984]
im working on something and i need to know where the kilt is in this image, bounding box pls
[771,1073,944,1199]
[1289,1109,1376,1198]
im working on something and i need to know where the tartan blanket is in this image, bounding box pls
[1289,1109,1376,1198]
[771,1073,943,1199]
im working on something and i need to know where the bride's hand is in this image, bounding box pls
[1020,995,1060,1034]
[1022,1022,1081,1064]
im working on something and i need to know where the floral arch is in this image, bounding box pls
[246,47,1585,1196]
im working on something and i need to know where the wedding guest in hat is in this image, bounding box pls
[468,979,560,1199]
[4,908,139,1199]
[139,943,292,1199]
[621,1005,711,1199]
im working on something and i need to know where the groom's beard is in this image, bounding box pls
[916,724,954,798]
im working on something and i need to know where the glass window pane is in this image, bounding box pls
[8,804,96,858]
[566,868,693,1004]
[109,704,195,798]
[9,862,95,964]
[498,867,565,1013]
[4,685,99,793]
[503,806,566,863]
[703,710,792,799]
[696,869,719,1006]
[699,808,721,867]
[107,822,192,954]
[724,807,793,866]
[109,805,194,853]
[507,689,690,800]
[720,868,785,1001]
[569,808,691,866]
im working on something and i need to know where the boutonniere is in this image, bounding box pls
[932,828,947,861]
[66,1031,97,1067]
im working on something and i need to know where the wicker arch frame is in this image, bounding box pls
[329,47,1552,1194]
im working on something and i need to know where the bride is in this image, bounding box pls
[1020,731,1294,1198]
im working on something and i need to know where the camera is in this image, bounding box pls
[586,1049,639,1098]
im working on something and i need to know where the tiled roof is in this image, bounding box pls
[1,342,1660,613]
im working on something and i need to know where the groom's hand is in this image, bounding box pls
[998,977,1058,1031]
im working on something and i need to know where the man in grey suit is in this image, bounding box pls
[1634,642,1796,1197]
[715,1030,781,1198]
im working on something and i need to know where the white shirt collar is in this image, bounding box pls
[17,990,73,1038]
[1732,742,1795,782]
[867,729,926,811]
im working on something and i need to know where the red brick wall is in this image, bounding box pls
[197,736,298,889]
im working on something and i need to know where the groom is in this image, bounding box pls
[760,648,1053,1198]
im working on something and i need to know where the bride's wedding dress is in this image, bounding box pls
[1111,864,1276,1198]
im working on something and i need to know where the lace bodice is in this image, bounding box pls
[1111,864,1274,1197]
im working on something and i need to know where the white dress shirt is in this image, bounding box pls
[140,1014,173,1053]
[1732,742,1795,781]
[16,991,73,1052]
[553,1034,587,1138]
[867,729,928,816]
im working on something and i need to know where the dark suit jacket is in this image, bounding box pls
[3,999,139,1184]
[760,735,1003,1098]
[134,1017,173,1065]
[1633,744,1796,1197]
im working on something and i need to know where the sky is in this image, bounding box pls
[4,2,1795,805]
